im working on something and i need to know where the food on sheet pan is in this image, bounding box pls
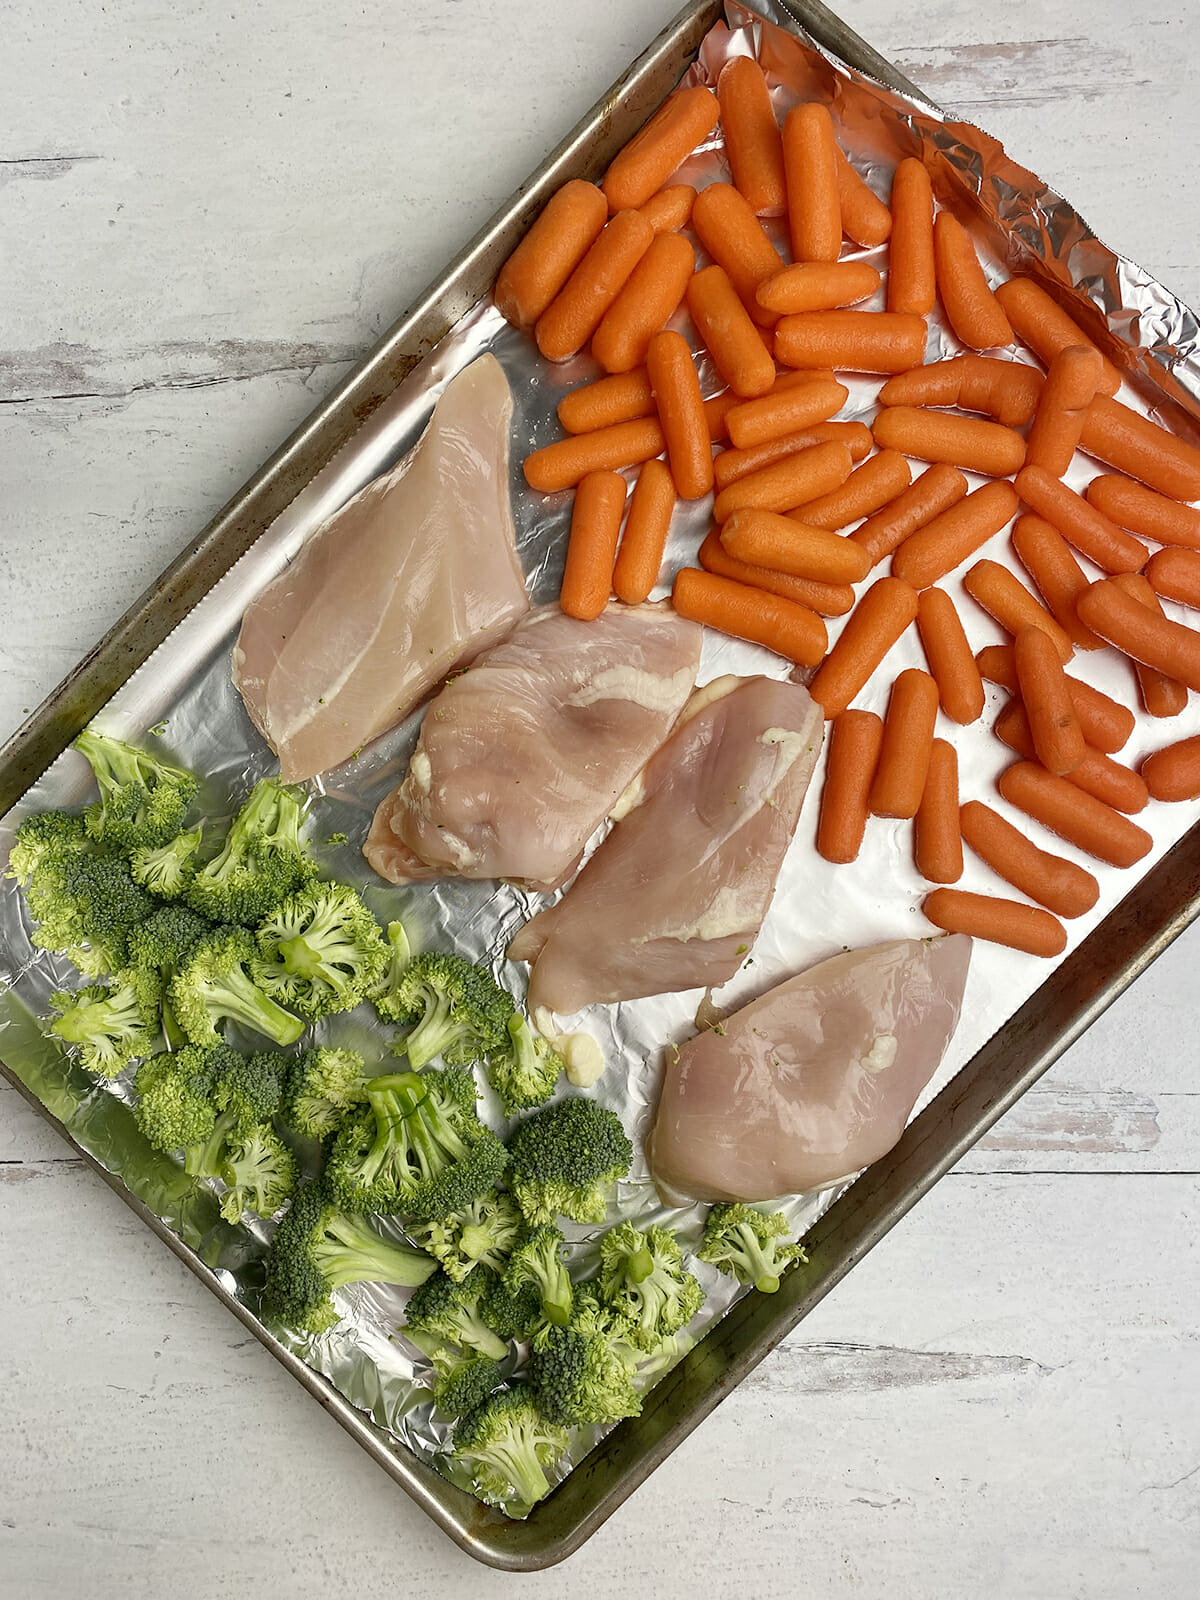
[232,354,530,783]
[508,675,822,1014]
[362,603,702,891]
[649,935,972,1204]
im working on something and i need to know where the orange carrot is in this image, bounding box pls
[603,86,721,212]
[808,576,920,718]
[959,801,1099,919]
[612,458,676,605]
[782,102,841,263]
[869,669,939,819]
[1146,547,1200,610]
[1024,344,1105,476]
[923,887,1066,957]
[1012,625,1086,775]
[590,230,695,373]
[560,471,626,620]
[891,480,1020,590]
[993,277,1121,396]
[789,450,912,531]
[705,375,830,441]
[645,329,713,501]
[998,760,1152,869]
[1085,474,1200,551]
[637,184,696,234]
[975,644,1134,752]
[962,560,1075,663]
[535,210,655,362]
[713,439,854,522]
[873,406,1026,477]
[1079,396,1200,502]
[717,57,786,215]
[686,264,776,397]
[775,310,927,373]
[725,378,849,450]
[816,709,884,863]
[524,417,665,493]
[713,421,872,489]
[834,147,893,248]
[993,702,1149,815]
[932,212,1013,351]
[1015,464,1148,574]
[494,179,609,329]
[691,181,786,328]
[878,355,1043,426]
[698,530,856,616]
[1011,514,1104,652]
[851,463,968,567]
[1107,573,1189,718]
[755,261,881,315]
[720,509,871,584]
[558,369,655,434]
[915,739,963,883]
[1142,735,1200,802]
[888,158,935,315]
[916,587,985,724]
[703,389,740,443]
[671,567,827,666]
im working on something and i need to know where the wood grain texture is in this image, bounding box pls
[1,1,1198,1593]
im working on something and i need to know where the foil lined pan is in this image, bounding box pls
[3,0,1200,1553]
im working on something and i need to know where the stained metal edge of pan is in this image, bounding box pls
[1,0,1196,1573]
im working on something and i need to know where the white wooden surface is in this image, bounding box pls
[2,1,1198,1592]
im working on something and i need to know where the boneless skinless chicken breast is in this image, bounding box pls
[233,355,530,782]
[650,935,972,1203]
[363,604,704,891]
[507,675,824,1014]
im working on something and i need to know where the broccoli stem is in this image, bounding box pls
[186,1108,237,1178]
[276,933,325,979]
[733,1222,783,1294]
[487,1438,551,1507]
[214,966,305,1045]
[459,1223,497,1262]
[403,992,458,1070]
[317,1215,435,1290]
[626,1245,655,1284]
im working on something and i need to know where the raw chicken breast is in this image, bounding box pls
[650,935,972,1203]
[509,675,823,1014]
[233,355,529,782]
[364,604,703,890]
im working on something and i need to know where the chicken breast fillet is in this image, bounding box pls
[233,354,529,782]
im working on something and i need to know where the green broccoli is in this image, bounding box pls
[450,1386,569,1509]
[324,1068,508,1219]
[169,925,305,1048]
[140,1045,285,1180]
[262,1181,436,1335]
[73,728,198,854]
[427,1349,505,1420]
[506,1095,633,1225]
[486,1014,564,1114]
[598,1221,704,1352]
[369,920,412,1014]
[129,824,204,899]
[127,902,213,1048]
[282,1046,369,1139]
[409,1192,523,1283]
[186,778,315,926]
[403,1269,510,1362]
[48,969,160,1077]
[8,810,91,888]
[381,950,515,1069]
[478,1266,543,1342]
[528,1315,641,1429]
[697,1203,807,1294]
[503,1225,573,1328]
[218,1122,297,1222]
[26,847,156,978]
[254,881,387,1019]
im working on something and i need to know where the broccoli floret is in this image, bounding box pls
[427,1348,505,1419]
[503,1225,573,1328]
[369,920,412,1016]
[179,1047,287,1179]
[186,778,315,926]
[8,810,90,888]
[697,1203,807,1294]
[478,1266,543,1342]
[73,728,198,855]
[48,968,160,1077]
[409,1192,523,1283]
[451,1386,569,1509]
[383,951,515,1069]
[127,903,213,1048]
[27,847,156,978]
[254,881,387,1020]
[218,1122,297,1222]
[598,1222,704,1352]
[506,1095,633,1226]
[133,1045,222,1154]
[486,1014,563,1114]
[169,925,305,1048]
[324,1068,508,1219]
[529,1315,642,1428]
[282,1046,369,1139]
[404,1269,510,1362]
[263,1181,436,1335]
[129,824,204,899]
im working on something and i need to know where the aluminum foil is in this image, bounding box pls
[3,0,1200,1518]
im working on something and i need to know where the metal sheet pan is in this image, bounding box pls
[2,0,1199,1570]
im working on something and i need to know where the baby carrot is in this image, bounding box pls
[591,230,695,373]
[993,702,1149,815]
[1011,514,1105,652]
[891,480,1020,590]
[691,182,786,328]
[851,464,968,568]
[1015,464,1148,574]
[713,439,854,522]
[714,421,872,489]
[959,801,1099,919]
[646,329,713,501]
[923,887,1067,957]
[494,179,608,329]
[1142,735,1200,802]
[997,760,1152,869]
[878,355,1044,426]
[1106,573,1189,717]
[932,212,1013,351]
[1024,344,1105,476]
[637,184,696,234]
[916,586,985,724]
[888,157,935,315]
[698,530,856,615]
[992,277,1121,396]
[535,210,654,362]
[687,264,776,397]
[612,458,676,605]
[782,102,841,263]
[524,417,665,493]
[870,668,939,819]
[755,261,881,315]
[1013,625,1086,775]
[717,57,786,215]
[834,147,893,248]
[915,739,963,883]
[808,576,920,718]
[720,509,871,584]
[603,85,721,212]
[671,567,827,666]
[817,709,884,863]
[1079,396,1200,502]
[790,450,912,531]
[1146,547,1200,610]
[558,369,654,434]
[704,389,741,443]
[775,311,927,373]
[1085,473,1200,550]
[560,471,626,620]
[975,644,1135,752]
[962,559,1075,663]
[725,378,849,450]
[872,407,1026,477]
